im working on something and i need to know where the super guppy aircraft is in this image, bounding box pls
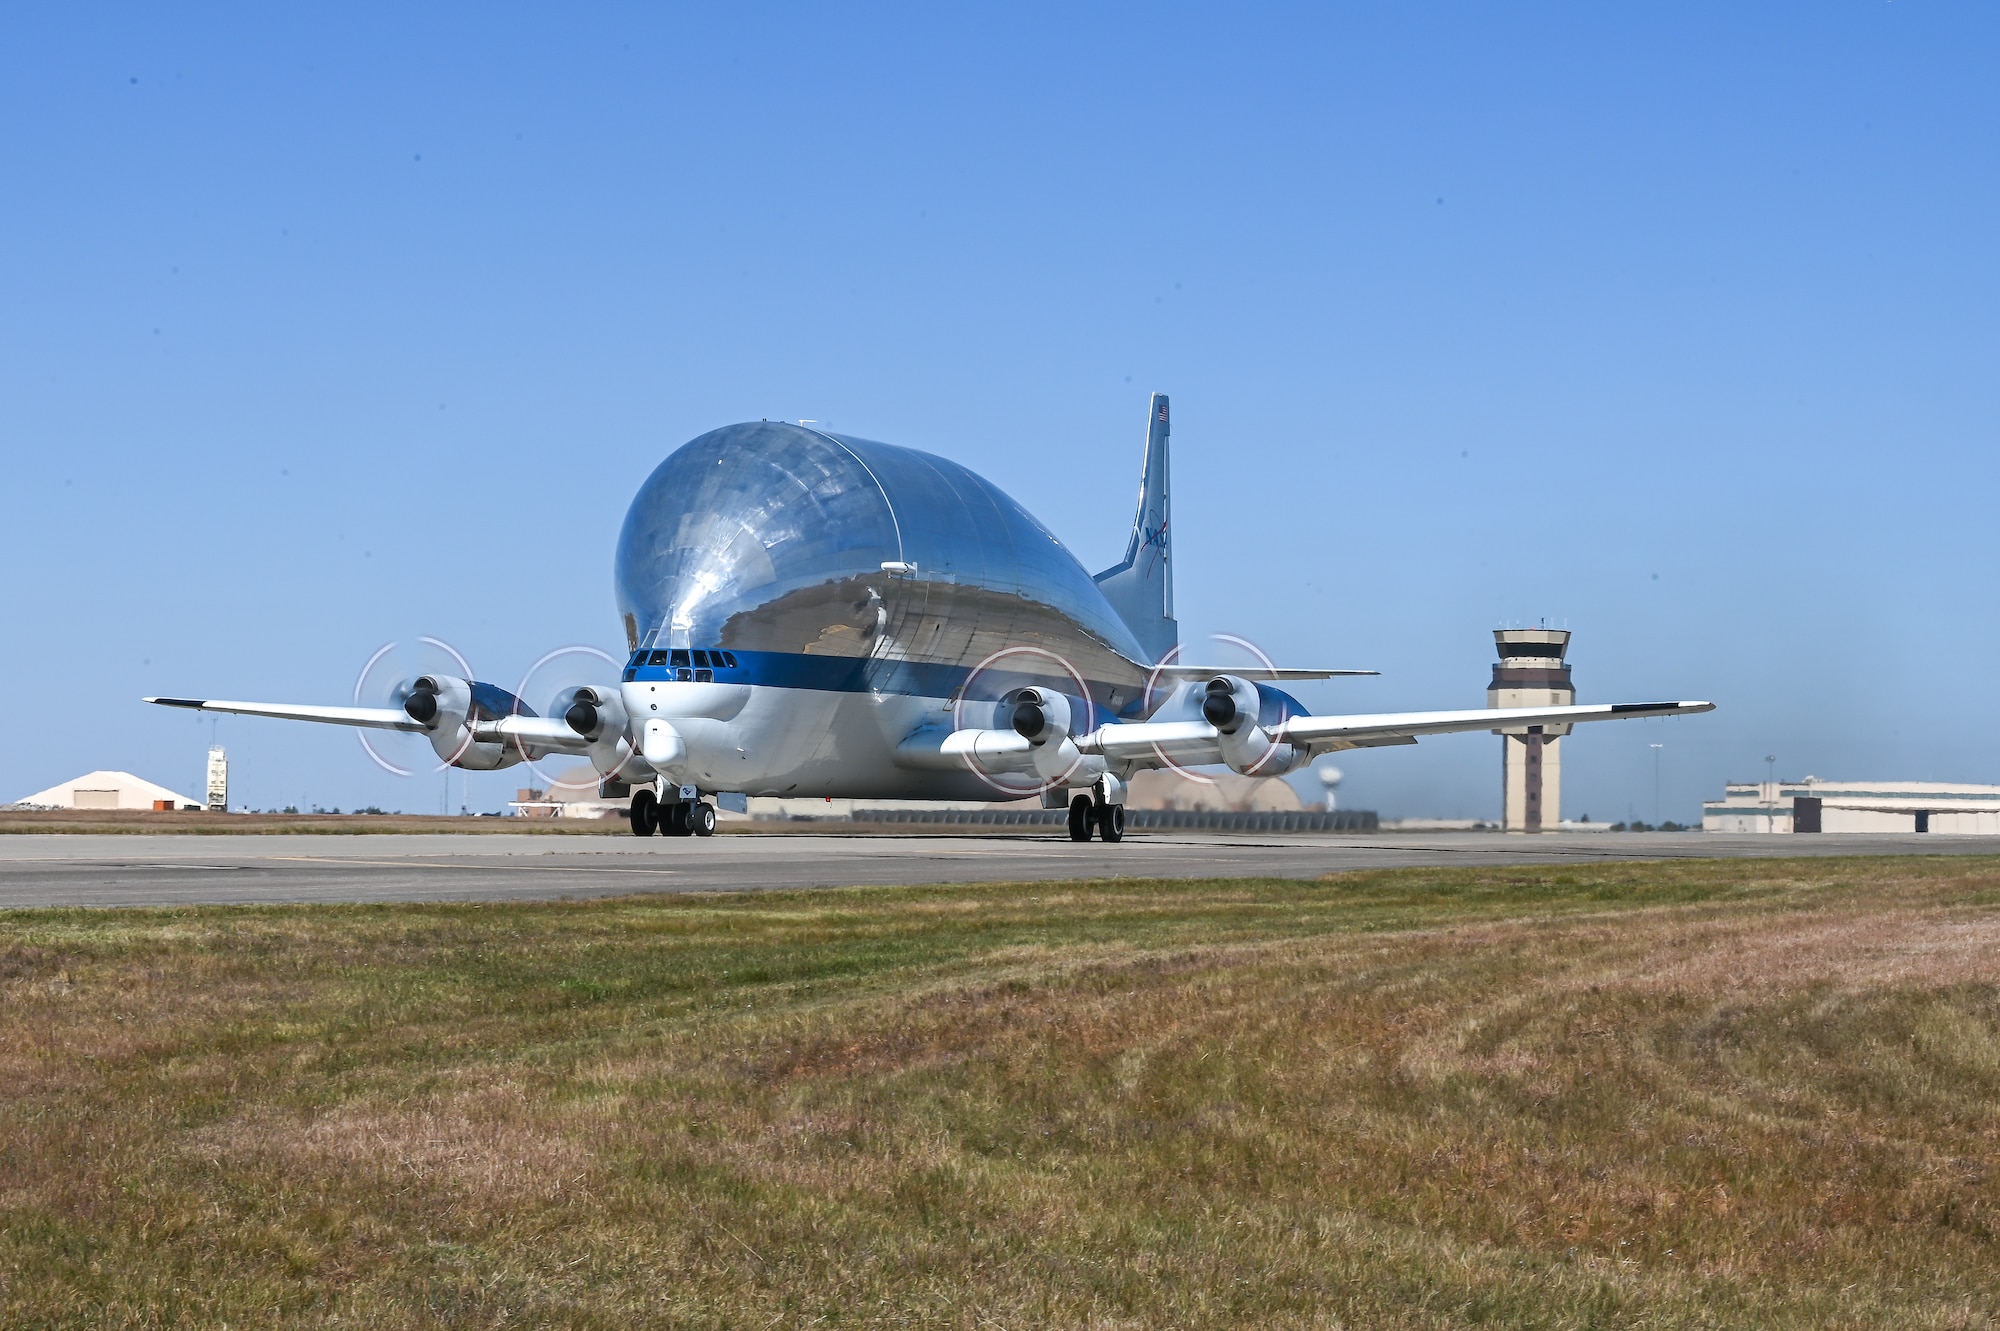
[148,396,1712,841]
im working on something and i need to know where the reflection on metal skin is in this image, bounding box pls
[615,422,1154,712]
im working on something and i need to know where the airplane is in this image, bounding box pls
[147,395,1713,842]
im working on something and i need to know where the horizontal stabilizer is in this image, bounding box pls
[143,697,427,732]
[1147,666,1377,681]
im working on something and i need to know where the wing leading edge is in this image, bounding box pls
[1079,700,1714,761]
[1274,700,1713,750]
[141,695,596,755]
[144,697,425,732]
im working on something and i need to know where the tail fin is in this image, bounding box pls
[1094,392,1178,663]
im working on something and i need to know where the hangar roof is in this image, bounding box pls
[12,770,203,810]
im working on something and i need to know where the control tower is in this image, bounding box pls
[1488,629,1574,832]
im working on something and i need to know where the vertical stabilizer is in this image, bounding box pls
[1094,393,1178,663]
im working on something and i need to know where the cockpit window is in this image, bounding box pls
[670,649,690,669]
[691,650,710,668]
[648,650,669,666]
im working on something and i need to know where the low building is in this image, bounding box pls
[1125,770,1304,813]
[11,770,204,811]
[507,766,631,819]
[1704,778,2000,834]
[751,795,1014,819]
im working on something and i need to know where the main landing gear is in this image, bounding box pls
[1068,793,1125,843]
[628,788,716,838]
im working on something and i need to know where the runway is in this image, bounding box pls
[0,830,1990,909]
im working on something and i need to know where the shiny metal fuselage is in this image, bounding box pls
[613,422,1154,799]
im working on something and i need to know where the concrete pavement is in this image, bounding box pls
[0,829,1988,909]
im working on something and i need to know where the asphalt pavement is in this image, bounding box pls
[0,829,1989,909]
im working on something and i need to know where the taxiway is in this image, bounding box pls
[0,830,1987,909]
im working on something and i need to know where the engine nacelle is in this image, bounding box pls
[401,675,531,771]
[548,684,649,782]
[1201,674,1309,777]
[1001,687,1088,780]
[1005,687,1074,744]
[1199,676,1260,734]
[548,684,626,743]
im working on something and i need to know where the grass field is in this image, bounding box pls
[2,858,1997,1328]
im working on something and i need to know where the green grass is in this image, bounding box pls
[2,857,1998,1327]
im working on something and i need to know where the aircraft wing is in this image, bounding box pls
[144,695,599,755]
[1271,700,1715,750]
[1076,719,1220,762]
[145,697,427,732]
[1079,700,1714,762]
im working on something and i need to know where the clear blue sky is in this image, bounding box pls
[4,5,1996,820]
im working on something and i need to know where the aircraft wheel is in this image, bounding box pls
[691,802,717,837]
[662,802,694,837]
[629,789,658,837]
[1067,794,1093,842]
[1097,804,1125,843]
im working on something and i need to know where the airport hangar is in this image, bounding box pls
[1704,779,2000,834]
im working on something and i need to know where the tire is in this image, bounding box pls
[662,802,694,837]
[1097,803,1125,843]
[691,802,717,837]
[1068,794,1093,842]
[629,789,657,837]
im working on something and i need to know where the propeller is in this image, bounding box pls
[351,637,477,777]
[510,644,627,795]
[952,645,1096,797]
[1144,632,1308,783]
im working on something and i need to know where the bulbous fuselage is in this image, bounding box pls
[614,422,1155,719]
[607,423,1176,798]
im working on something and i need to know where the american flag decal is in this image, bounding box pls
[1156,401,1169,424]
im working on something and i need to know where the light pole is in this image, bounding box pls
[1650,743,1663,826]
[1765,755,1777,833]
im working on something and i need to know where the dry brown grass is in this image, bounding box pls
[0,857,1996,1327]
